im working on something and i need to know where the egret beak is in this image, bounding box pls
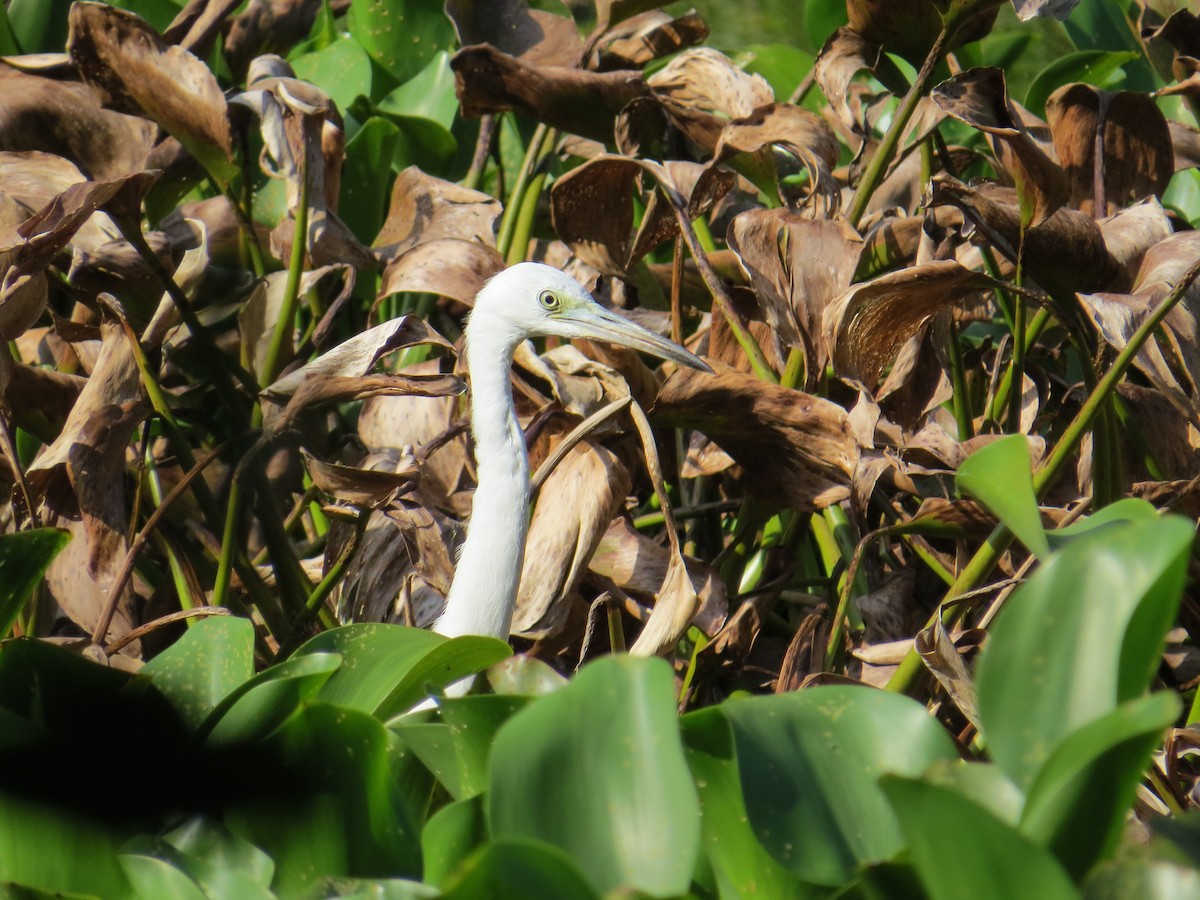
[566,305,714,373]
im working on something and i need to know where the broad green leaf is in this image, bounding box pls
[1020,692,1181,879]
[422,795,486,887]
[956,434,1049,558]
[376,52,459,171]
[347,0,455,90]
[1085,859,1200,900]
[1045,497,1158,549]
[722,686,959,885]
[486,654,567,696]
[295,623,509,720]
[441,839,602,900]
[488,655,701,897]
[0,3,21,56]
[0,528,70,637]
[881,776,1078,900]
[200,652,342,745]
[920,760,1025,827]
[0,793,130,897]
[976,515,1192,791]
[341,116,400,244]
[679,707,813,898]
[292,35,373,118]
[7,0,72,53]
[120,851,208,900]
[323,879,438,899]
[739,45,815,103]
[1154,811,1200,868]
[140,616,254,732]
[1025,49,1139,115]
[163,817,275,897]
[392,694,528,799]
[227,702,421,896]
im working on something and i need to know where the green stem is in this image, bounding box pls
[505,170,548,266]
[946,318,974,440]
[260,164,310,389]
[987,306,1050,423]
[497,122,555,260]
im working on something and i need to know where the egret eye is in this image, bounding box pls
[538,290,560,311]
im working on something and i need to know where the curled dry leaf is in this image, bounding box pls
[932,67,1068,228]
[728,209,863,383]
[1098,198,1174,292]
[377,239,505,308]
[590,10,709,71]
[847,0,1000,64]
[814,27,881,146]
[0,64,156,180]
[374,166,501,259]
[647,47,773,119]
[512,441,631,638]
[1077,230,1200,412]
[451,44,647,143]
[655,365,859,511]
[1045,83,1173,215]
[239,264,352,379]
[0,151,122,251]
[916,618,981,728]
[928,174,1117,294]
[68,2,235,184]
[301,448,419,509]
[550,155,640,275]
[630,160,734,264]
[589,516,727,636]
[823,258,1018,390]
[446,0,582,68]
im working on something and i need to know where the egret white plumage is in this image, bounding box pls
[433,262,712,644]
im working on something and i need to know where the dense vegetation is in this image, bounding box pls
[1,0,1200,896]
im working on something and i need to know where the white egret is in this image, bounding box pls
[433,262,712,644]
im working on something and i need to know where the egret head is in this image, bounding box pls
[470,262,713,372]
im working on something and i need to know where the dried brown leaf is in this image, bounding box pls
[655,365,859,511]
[301,448,419,508]
[452,44,647,143]
[377,239,505,308]
[446,0,582,68]
[1046,83,1174,215]
[591,10,709,71]
[374,166,501,258]
[550,156,641,274]
[512,441,631,637]
[847,0,999,63]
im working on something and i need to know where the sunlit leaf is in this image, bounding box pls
[956,433,1050,559]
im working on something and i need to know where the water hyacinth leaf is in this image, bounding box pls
[422,795,486,887]
[1025,50,1139,117]
[0,527,69,636]
[1084,859,1200,900]
[139,615,255,733]
[956,433,1050,559]
[120,851,210,900]
[163,817,276,898]
[446,0,581,68]
[200,652,343,745]
[374,166,501,257]
[295,623,510,720]
[881,776,1079,900]
[377,51,459,153]
[377,239,505,307]
[722,686,959,885]
[488,655,700,897]
[440,839,602,900]
[1045,496,1158,549]
[347,0,456,89]
[393,694,528,799]
[226,702,422,895]
[976,515,1193,791]
[291,35,373,116]
[592,10,709,71]
[680,707,811,898]
[1020,691,1181,879]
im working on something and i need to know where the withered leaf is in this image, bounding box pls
[452,44,647,143]
[847,0,999,63]
[814,27,881,142]
[513,441,631,638]
[1046,83,1173,215]
[68,2,235,183]
[1098,198,1174,292]
[446,0,582,68]
[932,67,1068,228]
[648,47,773,119]
[728,209,862,383]
[377,239,505,308]
[591,10,709,71]
[655,365,859,511]
[928,175,1117,294]
[630,160,734,264]
[301,448,419,508]
[550,156,641,275]
[374,166,501,258]
[823,258,1020,390]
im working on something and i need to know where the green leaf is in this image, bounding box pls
[341,116,400,244]
[226,702,422,896]
[1154,811,1200,868]
[739,45,815,103]
[956,434,1049,559]
[488,655,701,897]
[120,851,208,900]
[441,839,602,900]
[375,51,459,171]
[200,652,342,745]
[0,528,70,637]
[295,623,509,721]
[976,515,1193,791]
[679,707,812,898]
[0,793,130,897]
[1084,859,1200,900]
[291,35,373,118]
[881,776,1079,900]
[721,686,959,885]
[140,616,255,732]
[1024,49,1139,116]
[485,654,567,696]
[347,0,456,90]
[7,0,72,53]
[163,817,275,898]
[392,694,528,800]
[1020,692,1181,879]
[422,795,487,887]
[1045,497,1158,550]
